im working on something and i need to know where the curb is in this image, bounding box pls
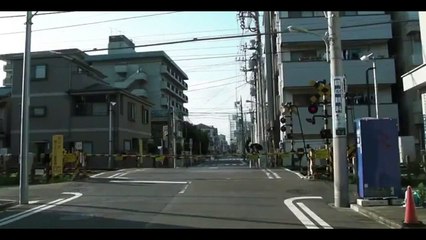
[0,200,17,211]
[350,203,402,229]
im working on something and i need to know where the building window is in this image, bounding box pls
[83,142,93,154]
[124,140,131,151]
[31,65,47,80]
[342,49,361,60]
[92,102,107,116]
[128,102,135,121]
[290,50,318,61]
[30,106,47,117]
[73,95,109,116]
[142,106,149,124]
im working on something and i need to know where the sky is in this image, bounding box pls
[0,11,257,143]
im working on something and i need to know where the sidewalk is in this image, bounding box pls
[350,202,426,229]
[288,167,426,229]
[313,175,426,229]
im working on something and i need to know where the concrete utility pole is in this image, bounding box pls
[254,11,265,147]
[328,11,349,208]
[108,101,116,169]
[172,107,176,168]
[264,11,275,159]
[19,11,33,205]
[239,96,246,161]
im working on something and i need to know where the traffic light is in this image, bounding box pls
[280,114,293,139]
[280,115,287,132]
[308,103,318,114]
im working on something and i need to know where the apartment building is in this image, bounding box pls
[276,11,399,152]
[0,49,153,165]
[402,12,426,154]
[85,35,189,160]
[392,12,423,155]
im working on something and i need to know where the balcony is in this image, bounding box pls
[182,107,188,116]
[160,97,168,106]
[2,64,12,72]
[161,66,187,90]
[282,58,396,87]
[281,14,392,44]
[178,93,188,103]
[402,64,426,91]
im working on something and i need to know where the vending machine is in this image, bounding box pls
[355,118,402,198]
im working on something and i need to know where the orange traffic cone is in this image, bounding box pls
[403,186,424,228]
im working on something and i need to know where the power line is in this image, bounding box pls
[190,75,240,87]
[68,18,419,54]
[187,79,245,92]
[0,12,180,36]
[0,11,71,19]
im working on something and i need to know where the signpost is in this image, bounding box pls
[52,135,64,176]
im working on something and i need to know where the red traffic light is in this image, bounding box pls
[308,104,318,114]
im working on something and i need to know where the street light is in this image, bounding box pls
[108,101,116,169]
[287,25,329,63]
[360,53,378,118]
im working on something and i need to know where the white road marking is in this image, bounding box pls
[28,200,40,204]
[0,198,64,223]
[0,192,82,226]
[284,168,305,179]
[296,202,333,229]
[225,164,230,166]
[110,180,188,184]
[107,172,125,178]
[266,169,281,179]
[209,167,219,169]
[232,164,237,166]
[284,196,331,229]
[90,172,106,178]
[179,181,191,194]
[262,169,274,179]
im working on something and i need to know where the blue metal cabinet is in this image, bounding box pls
[355,118,402,198]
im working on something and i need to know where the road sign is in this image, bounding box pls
[332,76,347,135]
[52,135,64,176]
[74,141,82,150]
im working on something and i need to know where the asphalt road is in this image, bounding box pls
[0,157,388,228]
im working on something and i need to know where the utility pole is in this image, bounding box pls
[108,101,116,169]
[19,11,33,205]
[172,107,176,168]
[254,11,265,148]
[328,11,349,208]
[264,11,275,160]
[239,96,246,161]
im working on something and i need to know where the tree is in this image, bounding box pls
[182,121,210,155]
